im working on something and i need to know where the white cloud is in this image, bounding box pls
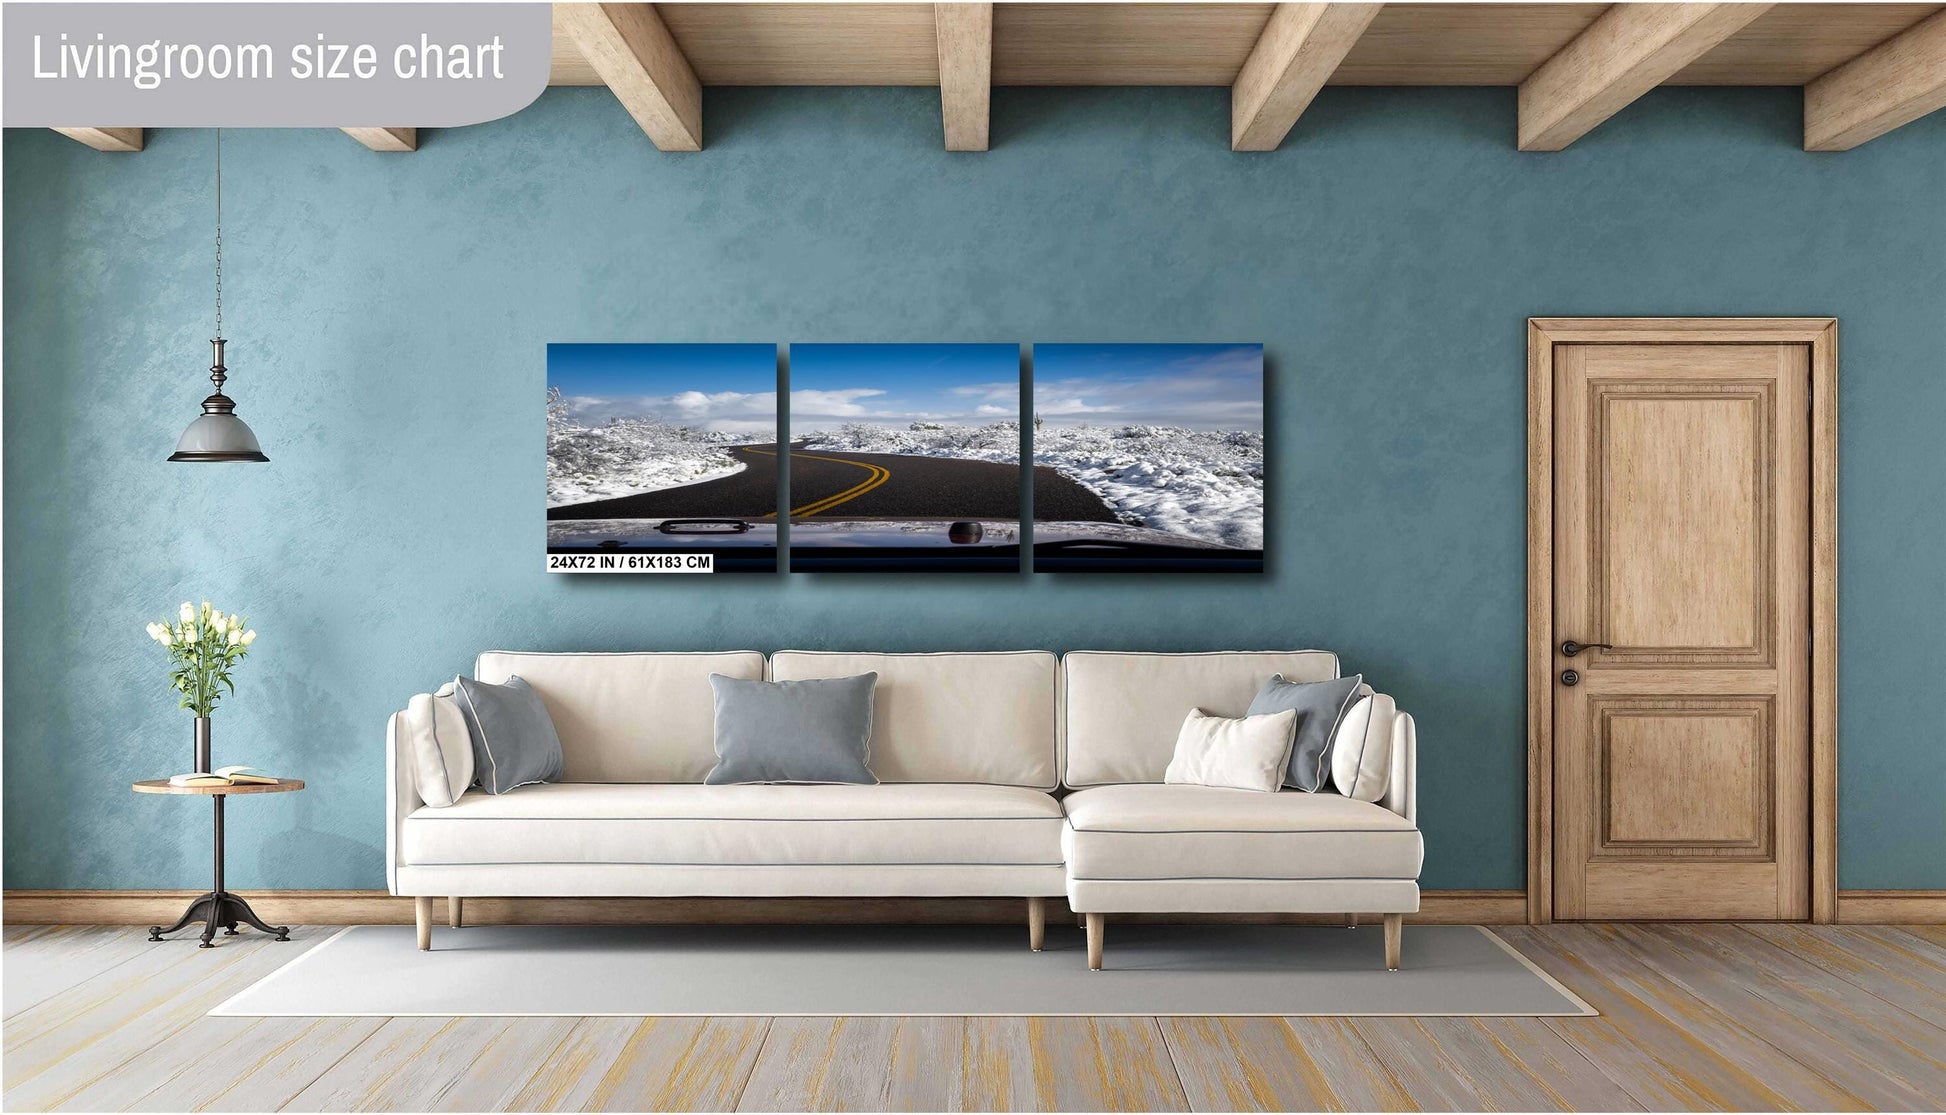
[1035,396,1117,417]
[563,391,776,435]
[950,381,1021,404]
[790,385,1016,433]
[788,388,887,418]
[1034,361,1262,431]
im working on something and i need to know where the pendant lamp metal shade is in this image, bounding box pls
[170,338,268,462]
[171,130,267,463]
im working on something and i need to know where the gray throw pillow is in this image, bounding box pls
[451,675,565,795]
[707,673,878,785]
[1247,673,1364,792]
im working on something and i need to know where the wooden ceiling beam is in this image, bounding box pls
[935,3,994,150]
[341,128,418,152]
[1804,8,1946,150]
[557,2,703,151]
[1232,3,1384,151]
[1517,3,1773,151]
[52,128,143,152]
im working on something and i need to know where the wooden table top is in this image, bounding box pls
[132,778,305,796]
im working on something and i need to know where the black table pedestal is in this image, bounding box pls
[148,795,290,947]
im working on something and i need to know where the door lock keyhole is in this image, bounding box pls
[1560,669,1580,687]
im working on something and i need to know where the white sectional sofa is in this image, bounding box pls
[387,650,1419,969]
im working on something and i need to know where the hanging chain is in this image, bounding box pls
[213,128,223,342]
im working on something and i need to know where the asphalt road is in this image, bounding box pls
[548,444,784,520]
[548,443,1119,522]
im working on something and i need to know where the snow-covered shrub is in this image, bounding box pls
[546,388,765,507]
[1032,424,1264,549]
[797,419,1263,549]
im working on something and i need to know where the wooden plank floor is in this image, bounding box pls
[5,923,1945,1112]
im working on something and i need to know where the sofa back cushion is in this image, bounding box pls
[1063,651,1340,787]
[769,651,1059,789]
[474,651,764,782]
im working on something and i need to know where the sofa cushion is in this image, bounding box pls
[1061,784,1422,881]
[452,676,566,795]
[402,783,1064,867]
[706,673,878,785]
[1246,673,1364,791]
[474,651,764,782]
[1330,692,1395,802]
[770,651,1058,789]
[400,689,473,807]
[1062,651,1339,788]
[1163,709,1296,793]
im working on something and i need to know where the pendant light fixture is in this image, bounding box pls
[170,129,268,463]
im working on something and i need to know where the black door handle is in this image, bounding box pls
[1560,640,1615,658]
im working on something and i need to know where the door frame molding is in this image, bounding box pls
[1526,317,1838,924]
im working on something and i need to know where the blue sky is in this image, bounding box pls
[547,343,777,434]
[1032,343,1263,430]
[789,344,1021,431]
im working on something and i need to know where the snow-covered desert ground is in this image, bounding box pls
[1037,425,1263,550]
[547,395,764,507]
[800,421,1263,549]
[799,421,1019,463]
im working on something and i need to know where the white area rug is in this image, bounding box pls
[213,923,1593,1017]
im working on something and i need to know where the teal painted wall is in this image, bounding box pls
[5,87,1943,893]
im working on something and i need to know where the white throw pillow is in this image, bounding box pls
[1164,708,1297,793]
[1329,692,1395,802]
[402,686,475,807]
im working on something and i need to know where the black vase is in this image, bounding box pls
[194,716,211,773]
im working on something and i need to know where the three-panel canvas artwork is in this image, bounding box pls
[545,343,1264,574]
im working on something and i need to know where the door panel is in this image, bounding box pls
[1603,392,1764,653]
[1553,342,1810,920]
[1602,703,1767,847]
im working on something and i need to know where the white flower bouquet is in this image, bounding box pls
[146,601,257,717]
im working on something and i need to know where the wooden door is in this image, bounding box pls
[1552,341,1811,920]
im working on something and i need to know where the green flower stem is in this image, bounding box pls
[152,608,254,718]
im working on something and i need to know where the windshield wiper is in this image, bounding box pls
[658,519,753,534]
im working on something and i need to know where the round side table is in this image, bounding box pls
[132,778,305,948]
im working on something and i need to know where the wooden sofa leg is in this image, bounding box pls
[1078,913,1087,929]
[448,897,464,929]
[1028,897,1045,952]
[1345,912,1358,929]
[415,896,433,951]
[1086,913,1105,971]
[1384,913,1402,971]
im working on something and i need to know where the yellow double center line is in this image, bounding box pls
[743,448,891,518]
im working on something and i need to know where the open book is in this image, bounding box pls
[168,765,279,788]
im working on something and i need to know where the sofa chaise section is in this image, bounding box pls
[1059,651,1421,970]
[1062,785,1422,898]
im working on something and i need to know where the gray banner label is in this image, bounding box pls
[5,3,552,127]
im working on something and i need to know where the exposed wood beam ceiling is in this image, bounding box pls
[55,5,1946,153]
[52,128,143,152]
[935,4,994,151]
[548,3,1945,88]
[1232,4,1384,151]
[1668,3,1943,83]
[557,2,704,149]
[997,3,1277,85]
[1804,7,1946,149]
[341,127,419,152]
[1517,4,1774,151]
